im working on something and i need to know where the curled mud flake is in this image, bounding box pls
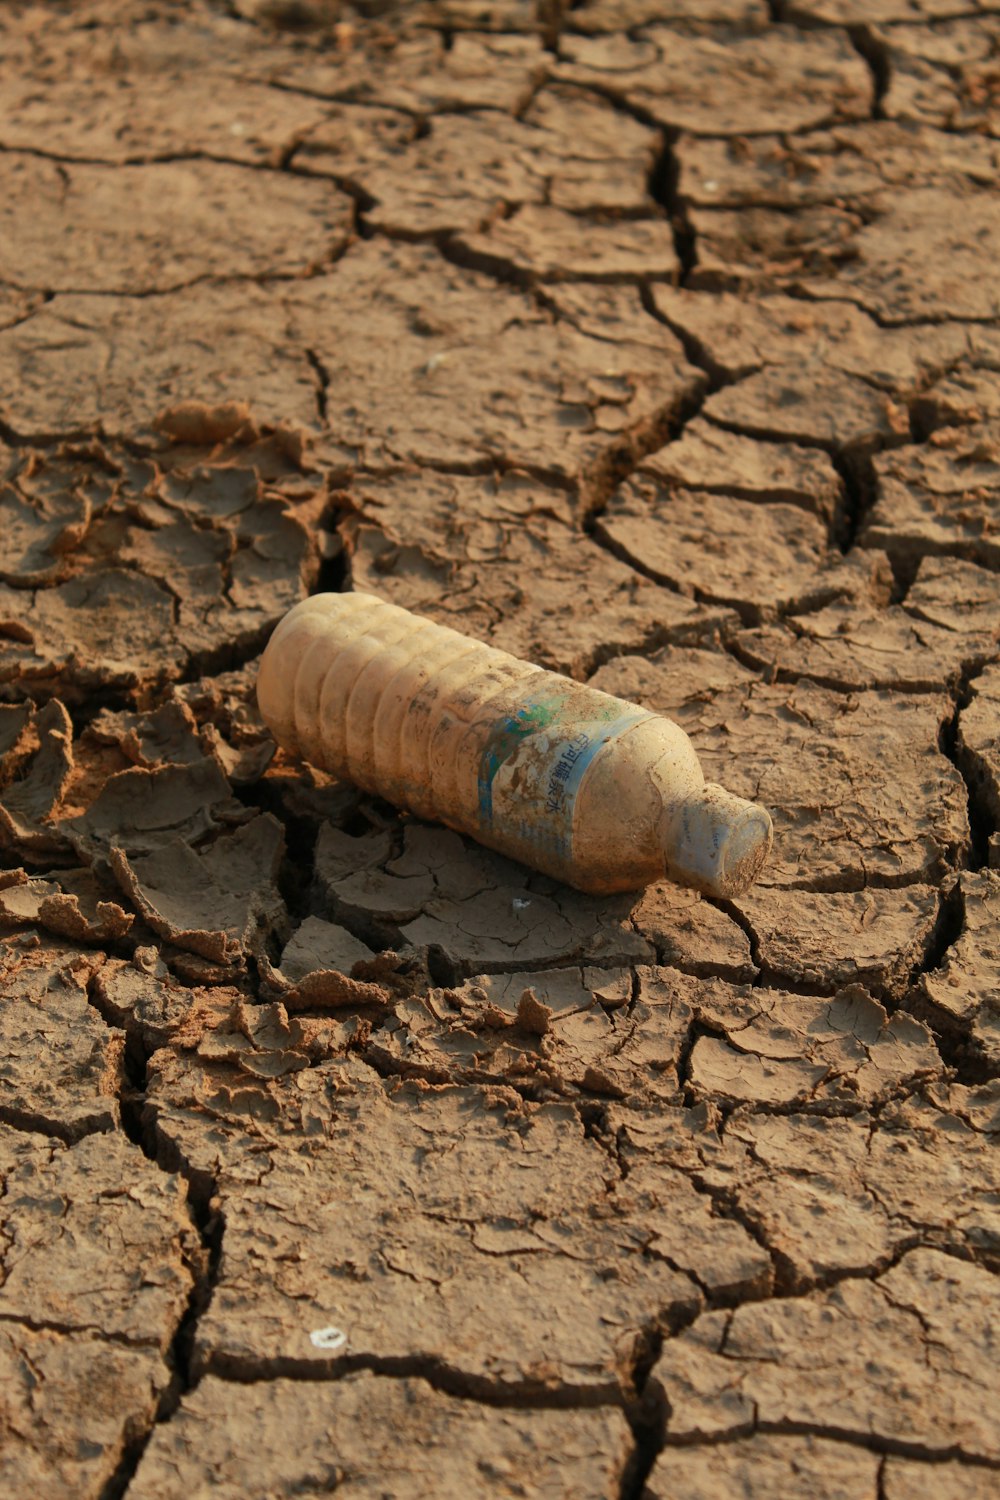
[260,950,390,1015]
[126,1373,633,1500]
[110,814,287,969]
[95,960,238,1055]
[318,821,653,974]
[308,1325,347,1351]
[0,869,133,945]
[88,701,205,771]
[0,699,75,863]
[272,915,377,992]
[0,480,92,586]
[157,464,263,522]
[469,966,631,1021]
[173,663,277,785]
[62,758,248,869]
[688,983,942,1110]
[155,400,260,448]
[515,987,553,1036]
[370,964,706,1103]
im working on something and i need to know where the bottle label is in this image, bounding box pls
[477,694,649,860]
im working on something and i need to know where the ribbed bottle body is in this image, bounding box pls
[258,592,773,895]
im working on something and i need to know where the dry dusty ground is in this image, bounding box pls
[1,0,999,1495]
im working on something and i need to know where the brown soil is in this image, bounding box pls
[0,2,998,1496]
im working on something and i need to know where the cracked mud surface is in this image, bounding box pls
[0,1,998,1496]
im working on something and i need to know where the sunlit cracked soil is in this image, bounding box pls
[1,2,999,1496]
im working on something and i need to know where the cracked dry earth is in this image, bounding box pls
[1,3,999,1498]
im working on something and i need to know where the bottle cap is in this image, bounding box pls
[663,784,773,899]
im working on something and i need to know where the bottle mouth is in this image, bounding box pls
[663,784,773,899]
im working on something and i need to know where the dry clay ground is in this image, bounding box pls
[1,0,999,1495]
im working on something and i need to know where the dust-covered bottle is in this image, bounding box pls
[256,592,773,897]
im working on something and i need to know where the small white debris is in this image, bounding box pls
[309,1325,348,1351]
[512,897,531,910]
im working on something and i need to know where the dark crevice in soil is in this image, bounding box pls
[921,878,966,984]
[198,1345,626,1407]
[0,1103,112,1146]
[847,25,892,121]
[647,130,697,287]
[709,895,762,970]
[537,0,566,54]
[305,347,330,426]
[85,976,224,1498]
[4,258,353,301]
[180,617,278,682]
[619,1328,669,1500]
[675,1016,729,1106]
[940,674,993,872]
[832,448,877,554]
[661,1416,1000,1469]
[639,287,731,394]
[579,374,708,530]
[907,991,998,1086]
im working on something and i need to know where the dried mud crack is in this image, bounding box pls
[1,1,999,1497]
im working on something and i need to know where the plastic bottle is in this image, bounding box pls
[257,592,773,897]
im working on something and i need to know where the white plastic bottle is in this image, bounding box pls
[257,592,773,897]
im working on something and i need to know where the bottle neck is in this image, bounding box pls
[660,783,773,899]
